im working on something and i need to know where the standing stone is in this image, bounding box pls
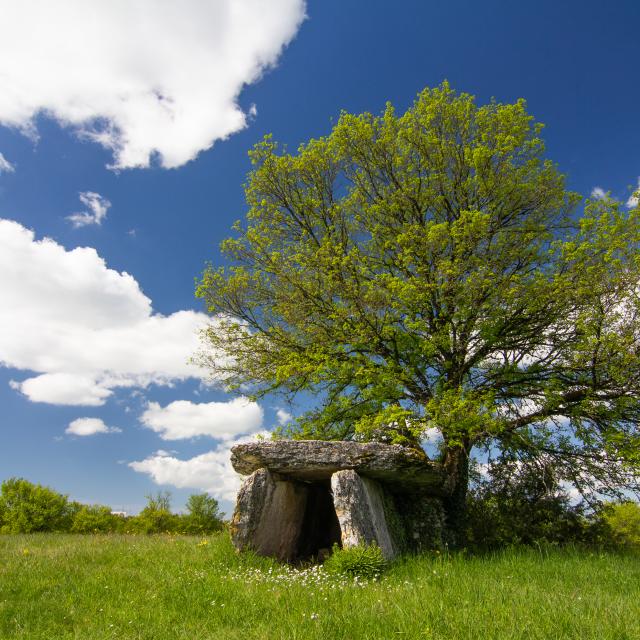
[331,469,398,559]
[230,468,308,562]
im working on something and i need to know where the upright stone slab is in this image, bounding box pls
[230,468,308,562]
[331,469,398,559]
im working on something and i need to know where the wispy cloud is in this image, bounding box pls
[276,408,292,425]
[590,186,607,200]
[0,152,14,174]
[66,191,111,228]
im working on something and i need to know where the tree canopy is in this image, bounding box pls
[196,83,640,531]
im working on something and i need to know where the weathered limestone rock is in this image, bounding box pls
[230,468,308,562]
[394,491,447,552]
[331,469,398,559]
[231,440,443,490]
[229,440,447,562]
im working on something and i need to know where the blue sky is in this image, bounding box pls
[0,0,638,515]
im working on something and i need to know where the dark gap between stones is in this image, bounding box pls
[295,479,342,562]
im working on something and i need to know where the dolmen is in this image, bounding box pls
[229,440,446,562]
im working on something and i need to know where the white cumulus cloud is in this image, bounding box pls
[66,191,111,228]
[140,397,264,441]
[0,219,223,405]
[0,152,14,174]
[0,0,306,169]
[66,417,122,436]
[590,186,606,200]
[129,431,270,501]
[10,373,113,407]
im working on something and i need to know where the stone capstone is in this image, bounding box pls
[231,440,444,489]
[229,440,446,562]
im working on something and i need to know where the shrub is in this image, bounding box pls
[324,543,386,579]
[0,479,230,537]
[71,505,124,533]
[601,502,640,550]
[466,459,589,550]
[0,477,70,533]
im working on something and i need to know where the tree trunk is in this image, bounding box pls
[441,443,471,548]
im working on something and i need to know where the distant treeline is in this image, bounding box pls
[0,477,225,535]
[1,474,639,550]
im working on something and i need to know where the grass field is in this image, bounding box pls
[1,534,638,640]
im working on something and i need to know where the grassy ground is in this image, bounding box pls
[0,534,638,640]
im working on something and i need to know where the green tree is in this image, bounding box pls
[196,83,640,541]
[0,477,69,533]
[144,490,172,513]
[181,493,224,534]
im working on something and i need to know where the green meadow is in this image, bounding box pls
[1,534,638,640]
